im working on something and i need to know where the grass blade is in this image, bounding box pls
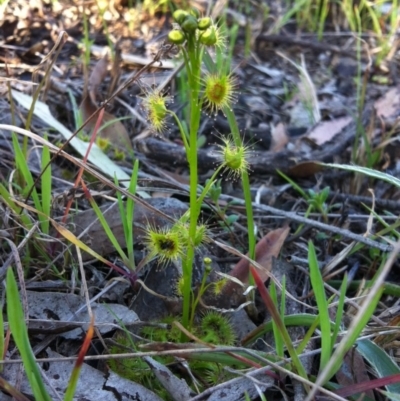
[306,241,400,400]
[331,273,347,351]
[6,269,52,401]
[40,140,51,235]
[308,241,331,371]
[269,281,284,358]
[321,163,400,189]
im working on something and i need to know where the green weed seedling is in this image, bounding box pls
[307,186,330,219]
[278,170,332,223]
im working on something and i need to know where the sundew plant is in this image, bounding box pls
[141,8,256,334]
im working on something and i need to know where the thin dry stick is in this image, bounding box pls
[221,194,394,253]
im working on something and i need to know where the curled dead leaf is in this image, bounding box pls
[80,54,133,151]
[80,95,132,151]
[217,226,290,307]
[88,54,109,105]
[229,226,290,284]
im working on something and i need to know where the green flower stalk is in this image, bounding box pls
[158,9,238,335]
[141,8,256,342]
[169,9,210,334]
[224,105,256,261]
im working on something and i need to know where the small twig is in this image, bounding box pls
[221,194,394,253]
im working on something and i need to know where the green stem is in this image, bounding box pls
[181,34,203,336]
[190,263,211,328]
[224,106,255,260]
[170,111,189,152]
[196,165,224,209]
[240,171,255,260]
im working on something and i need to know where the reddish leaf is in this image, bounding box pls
[287,161,324,178]
[64,315,95,400]
[249,264,286,334]
[75,315,94,369]
[229,226,290,284]
[335,372,400,398]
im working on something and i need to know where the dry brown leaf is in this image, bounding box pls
[374,86,400,120]
[88,54,109,105]
[287,161,324,178]
[270,122,289,152]
[229,226,290,284]
[306,116,352,146]
[80,95,133,151]
[80,54,132,151]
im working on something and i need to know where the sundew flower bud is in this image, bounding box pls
[212,277,228,296]
[141,88,171,133]
[189,7,200,18]
[199,24,225,49]
[203,72,237,116]
[199,26,216,46]
[168,29,185,45]
[218,135,250,179]
[173,9,188,24]
[198,17,211,30]
[96,137,111,152]
[181,14,198,33]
